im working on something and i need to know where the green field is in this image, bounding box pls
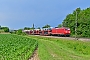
[1,34,90,60]
[28,36,90,60]
[0,34,38,60]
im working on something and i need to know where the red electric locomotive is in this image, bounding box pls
[51,27,70,36]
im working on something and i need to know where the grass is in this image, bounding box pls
[1,34,90,60]
[28,35,90,60]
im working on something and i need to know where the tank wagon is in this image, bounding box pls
[23,27,70,37]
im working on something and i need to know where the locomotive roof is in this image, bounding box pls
[53,27,70,29]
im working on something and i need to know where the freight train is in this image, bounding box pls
[23,27,70,37]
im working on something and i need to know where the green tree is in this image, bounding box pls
[16,29,26,35]
[37,27,40,29]
[0,25,1,29]
[1,27,9,32]
[16,29,22,35]
[58,24,62,27]
[24,27,30,30]
[24,27,35,30]
[42,24,51,28]
[62,7,90,37]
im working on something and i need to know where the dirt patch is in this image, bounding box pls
[29,48,39,60]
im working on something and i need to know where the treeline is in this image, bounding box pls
[0,26,9,33]
[10,29,27,35]
[12,24,51,35]
[24,24,51,30]
[61,7,90,37]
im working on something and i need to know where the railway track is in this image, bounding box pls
[33,35,90,41]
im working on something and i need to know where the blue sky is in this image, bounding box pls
[0,0,90,29]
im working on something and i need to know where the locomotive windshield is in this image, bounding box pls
[65,28,70,30]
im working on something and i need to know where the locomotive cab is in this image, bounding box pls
[64,28,70,37]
